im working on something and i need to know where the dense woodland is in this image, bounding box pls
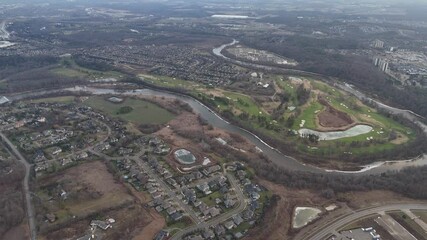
[207,137,427,200]
[0,159,26,238]
[0,55,58,80]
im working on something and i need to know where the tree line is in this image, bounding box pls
[208,138,427,200]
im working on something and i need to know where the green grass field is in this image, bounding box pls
[223,91,264,116]
[292,101,324,130]
[31,96,76,104]
[51,67,87,78]
[200,191,223,206]
[139,74,199,89]
[166,216,193,230]
[50,57,123,81]
[84,96,175,125]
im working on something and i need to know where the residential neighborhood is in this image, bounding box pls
[0,97,270,240]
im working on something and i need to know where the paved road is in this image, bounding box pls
[170,173,247,240]
[136,158,201,223]
[0,132,36,240]
[91,145,248,240]
[0,112,113,240]
[90,147,203,224]
[43,113,112,165]
[300,204,427,240]
[375,214,417,240]
[404,209,427,234]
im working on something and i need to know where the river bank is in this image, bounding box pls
[6,84,427,175]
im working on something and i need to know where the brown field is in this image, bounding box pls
[39,204,154,240]
[35,161,134,233]
[336,190,427,209]
[156,112,208,166]
[317,97,354,128]
[2,223,29,240]
[156,111,259,169]
[132,209,166,240]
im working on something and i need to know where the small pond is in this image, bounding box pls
[299,124,373,141]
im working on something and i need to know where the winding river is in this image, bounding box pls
[7,85,427,175]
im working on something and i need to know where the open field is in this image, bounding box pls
[138,74,206,94]
[132,209,165,240]
[38,204,153,240]
[35,161,134,232]
[412,210,427,224]
[30,96,76,104]
[50,57,123,81]
[84,96,175,125]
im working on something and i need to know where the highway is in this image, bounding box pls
[299,203,427,240]
[0,132,37,240]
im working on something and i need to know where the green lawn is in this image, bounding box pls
[139,74,198,89]
[167,216,193,229]
[0,80,8,91]
[232,222,252,234]
[84,96,175,125]
[292,101,324,130]
[31,96,75,104]
[51,67,87,78]
[200,191,223,207]
[276,79,298,103]
[51,57,123,81]
[223,91,264,116]
[411,210,427,224]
